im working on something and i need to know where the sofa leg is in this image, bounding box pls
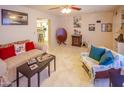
[82,62,91,77]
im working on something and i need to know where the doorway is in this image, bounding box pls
[37,18,50,47]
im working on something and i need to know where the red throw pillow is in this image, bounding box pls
[0,45,16,60]
[25,42,35,51]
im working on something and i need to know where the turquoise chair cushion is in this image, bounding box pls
[89,45,105,61]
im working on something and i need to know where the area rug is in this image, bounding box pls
[10,45,109,87]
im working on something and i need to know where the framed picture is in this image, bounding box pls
[73,16,81,28]
[101,23,112,32]
[89,24,95,31]
[96,20,101,23]
[1,9,28,25]
[121,10,124,30]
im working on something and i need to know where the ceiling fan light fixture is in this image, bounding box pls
[66,8,71,14]
[61,8,67,13]
[61,8,71,14]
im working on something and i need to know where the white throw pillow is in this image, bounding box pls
[14,43,25,55]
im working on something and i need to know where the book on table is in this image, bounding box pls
[37,54,52,62]
[29,64,38,70]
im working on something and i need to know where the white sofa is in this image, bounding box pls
[0,40,45,86]
[80,47,124,80]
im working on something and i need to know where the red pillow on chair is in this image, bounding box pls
[25,42,35,51]
[0,45,16,60]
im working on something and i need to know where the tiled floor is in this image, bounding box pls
[11,45,109,87]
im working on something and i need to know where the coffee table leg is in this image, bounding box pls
[48,63,50,77]
[54,56,56,71]
[38,72,40,87]
[17,70,19,87]
[28,78,31,87]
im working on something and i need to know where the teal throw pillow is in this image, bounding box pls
[89,45,105,61]
[99,51,114,65]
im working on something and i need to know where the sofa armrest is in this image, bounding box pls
[34,42,43,50]
[34,42,48,52]
[92,65,111,78]
[80,52,89,57]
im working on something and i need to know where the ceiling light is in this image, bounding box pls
[61,8,71,14]
[61,8,67,13]
[66,8,71,14]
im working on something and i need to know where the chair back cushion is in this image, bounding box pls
[99,51,114,65]
[89,45,105,61]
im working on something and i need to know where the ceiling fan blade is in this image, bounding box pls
[48,7,60,10]
[70,6,81,11]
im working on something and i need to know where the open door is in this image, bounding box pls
[37,18,51,47]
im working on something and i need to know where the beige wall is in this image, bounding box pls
[0,6,115,49]
[59,12,113,49]
[0,5,60,47]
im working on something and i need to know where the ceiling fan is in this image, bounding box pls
[48,5,82,14]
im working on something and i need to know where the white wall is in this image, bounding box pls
[59,12,113,49]
[0,5,60,47]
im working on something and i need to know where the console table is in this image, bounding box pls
[16,53,56,87]
[72,35,82,47]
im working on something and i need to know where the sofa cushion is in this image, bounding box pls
[25,42,35,51]
[5,49,44,69]
[89,45,105,61]
[0,58,7,76]
[99,51,114,65]
[0,45,16,60]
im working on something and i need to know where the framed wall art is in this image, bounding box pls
[121,10,124,30]
[101,23,112,32]
[1,9,28,25]
[89,24,95,31]
[73,16,82,28]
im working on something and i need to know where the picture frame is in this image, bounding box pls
[96,20,101,23]
[121,10,124,30]
[89,24,95,31]
[101,23,112,32]
[1,9,28,25]
[73,16,82,28]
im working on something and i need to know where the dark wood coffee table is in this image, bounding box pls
[16,53,56,87]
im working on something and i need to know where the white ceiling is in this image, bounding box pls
[25,5,119,16]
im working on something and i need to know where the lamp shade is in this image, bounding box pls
[0,59,7,76]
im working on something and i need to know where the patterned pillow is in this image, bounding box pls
[14,43,25,55]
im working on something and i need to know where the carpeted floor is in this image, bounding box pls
[10,45,109,87]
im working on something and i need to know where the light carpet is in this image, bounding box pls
[10,45,109,87]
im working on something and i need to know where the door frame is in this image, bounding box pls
[37,18,51,47]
